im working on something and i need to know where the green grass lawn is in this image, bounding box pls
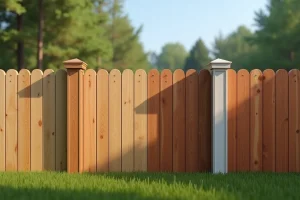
[0,172,299,200]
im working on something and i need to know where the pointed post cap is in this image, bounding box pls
[64,58,87,70]
[208,58,232,70]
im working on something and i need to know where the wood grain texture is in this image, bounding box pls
[97,69,109,172]
[121,69,134,172]
[198,69,211,172]
[147,69,160,172]
[6,69,18,171]
[262,69,276,172]
[109,69,122,172]
[236,69,250,171]
[160,69,173,172]
[275,69,289,172]
[250,69,262,171]
[31,69,43,171]
[67,69,81,173]
[134,69,147,171]
[79,70,84,173]
[83,69,97,172]
[43,69,56,171]
[186,69,199,172]
[172,69,185,172]
[288,69,300,172]
[227,69,237,172]
[18,69,31,171]
[0,70,5,171]
[55,69,67,171]
[297,70,300,172]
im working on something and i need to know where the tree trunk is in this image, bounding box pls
[17,14,24,70]
[37,0,44,70]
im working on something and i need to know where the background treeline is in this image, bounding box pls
[152,0,300,71]
[0,0,299,71]
[0,0,149,71]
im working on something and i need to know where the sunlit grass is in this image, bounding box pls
[0,172,299,199]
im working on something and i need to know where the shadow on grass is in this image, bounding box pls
[0,185,168,200]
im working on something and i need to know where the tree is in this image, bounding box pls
[0,0,26,70]
[184,38,210,71]
[147,51,158,69]
[37,0,43,70]
[156,42,187,70]
[0,0,113,70]
[102,0,148,71]
[212,26,257,70]
[251,0,300,70]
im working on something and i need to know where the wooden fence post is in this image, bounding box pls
[64,58,87,173]
[209,58,231,174]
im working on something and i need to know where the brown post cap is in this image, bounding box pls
[64,58,87,70]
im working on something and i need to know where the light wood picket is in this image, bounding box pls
[0,70,5,171]
[121,69,134,172]
[6,69,18,171]
[18,69,31,171]
[134,69,147,171]
[31,69,43,171]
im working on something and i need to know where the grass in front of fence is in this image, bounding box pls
[0,172,299,200]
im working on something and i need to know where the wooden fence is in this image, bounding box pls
[1,62,300,173]
[0,69,67,172]
[0,67,212,172]
[79,68,212,172]
[228,69,300,172]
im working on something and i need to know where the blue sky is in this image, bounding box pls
[124,0,268,54]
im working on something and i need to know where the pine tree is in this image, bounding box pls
[184,39,210,71]
[0,0,26,70]
[102,0,148,71]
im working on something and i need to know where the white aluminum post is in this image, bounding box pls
[209,58,231,174]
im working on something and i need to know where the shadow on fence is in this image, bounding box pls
[9,67,298,173]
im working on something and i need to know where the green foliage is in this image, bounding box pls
[184,38,210,71]
[212,26,257,70]
[156,42,187,70]
[251,0,300,70]
[102,0,148,71]
[0,0,148,70]
[212,0,300,71]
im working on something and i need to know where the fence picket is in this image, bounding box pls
[250,69,262,171]
[43,69,56,171]
[147,69,160,172]
[122,69,134,172]
[6,69,18,171]
[18,69,31,171]
[160,69,173,172]
[55,69,67,171]
[228,69,237,172]
[237,69,250,171]
[134,69,147,171]
[97,69,109,172]
[186,69,199,172]
[172,69,185,172]
[288,69,299,172]
[297,70,300,172]
[275,70,289,172]
[109,69,122,172]
[83,69,97,172]
[199,69,211,172]
[0,70,5,171]
[262,69,276,172]
[31,69,43,171]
